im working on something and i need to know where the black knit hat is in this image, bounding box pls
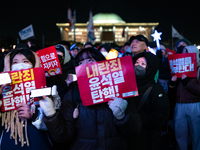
[55,44,65,55]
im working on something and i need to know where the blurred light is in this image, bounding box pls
[139,26,146,31]
[13,45,16,49]
[148,46,156,55]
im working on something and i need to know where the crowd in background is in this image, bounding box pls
[0,35,199,150]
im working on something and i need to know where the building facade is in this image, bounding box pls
[56,13,159,46]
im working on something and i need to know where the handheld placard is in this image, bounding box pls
[30,85,58,98]
[0,73,12,85]
[30,87,52,98]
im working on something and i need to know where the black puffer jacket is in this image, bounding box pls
[43,84,142,150]
[46,58,76,100]
[130,52,170,150]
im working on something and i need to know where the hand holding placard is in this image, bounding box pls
[108,97,128,120]
[75,56,138,106]
[0,84,6,95]
[1,67,47,112]
[168,53,197,78]
[171,75,177,82]
[39,96,56,117]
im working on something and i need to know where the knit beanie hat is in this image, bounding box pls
[176,38,191,48]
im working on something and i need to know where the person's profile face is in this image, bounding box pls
[100,47,107,53]
[73,49,79,57]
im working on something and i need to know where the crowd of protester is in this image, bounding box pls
[0,35,199,150]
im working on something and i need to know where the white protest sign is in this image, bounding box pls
[18,24,34,40]
[0,73,12,85]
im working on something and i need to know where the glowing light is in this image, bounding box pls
[148,46,156,55]
[2,48,5,53]
[151,30,162,50]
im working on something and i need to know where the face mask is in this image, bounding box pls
[134,65,146,77]
[57,55,64,64]
[101,51,108,57]
[176,46,185,54]
[11,63,33,71]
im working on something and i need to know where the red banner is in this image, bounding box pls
[1,67,46,112]
[168,53,197,78]
[166,48,176,55]
[36,46,62,77]
[75,56,138,106]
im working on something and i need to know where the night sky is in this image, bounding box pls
[1,0,200,46]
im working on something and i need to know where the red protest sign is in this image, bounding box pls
[36,46,62,77]
[75,56,138,106]
[1,67,46,112]
[166,48,176,55]
[168,53,197,78]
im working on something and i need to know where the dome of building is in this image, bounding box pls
[93,13,125,24]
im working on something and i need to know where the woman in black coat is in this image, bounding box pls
[40,47,142,150]
[130,52,170,150]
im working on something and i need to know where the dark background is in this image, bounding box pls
[1,0,200,48]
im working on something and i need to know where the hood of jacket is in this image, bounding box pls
[132,52,159,87]
[55,44,71,65]
[183,45,200,67]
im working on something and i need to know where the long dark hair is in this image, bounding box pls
[10,49,35,67]
[75,47,105,66]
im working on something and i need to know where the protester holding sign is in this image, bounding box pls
[41,47,142,150]
[45,44,76,100]
[169,45,200,150]
[0,49,52,149]
[130,52,170,150]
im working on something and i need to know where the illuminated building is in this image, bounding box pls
[56,13,159,46]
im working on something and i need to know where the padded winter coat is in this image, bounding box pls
[43,84,142,150]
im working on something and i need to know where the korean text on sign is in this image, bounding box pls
[168,53,197,78]
[36,46,62,77]
[76,56,138,106]
[1,67,46,112]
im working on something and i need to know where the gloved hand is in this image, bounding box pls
[51,85,61,110]
[108,97,128,120]
[39,96,56,117]
[181,74,190,86]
